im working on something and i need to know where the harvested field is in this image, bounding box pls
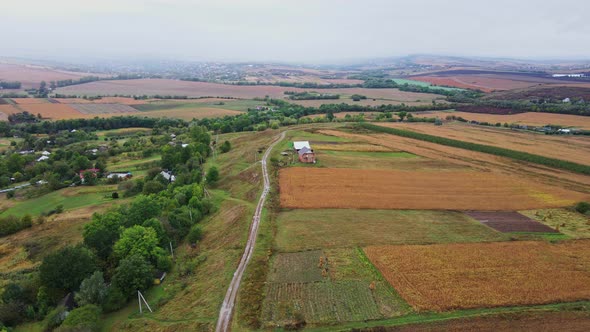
[489,85,590,101]
[314,151,449,170]
[12,103,85,120]
[280,168,585,210]
[424,110,590,130]
[55,78,444,102]
[364,240,590,311]
[465,211,559,233]
[10,98,48,104]
[0,62,105,89]
[68,103,139,115]
[262,248,408,326]
[520,208,590,238]
[379,122,590,166]
[140,107,242,120]
[316,129,590,191]
[374,311,590,332]
[276,209,508,252]
[0,105,18,121]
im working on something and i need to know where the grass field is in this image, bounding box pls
[424,110,590,130]
[392,78,464,91]
[0,185,119,217]
[279,167,584,210]
[365,240,590,311]
[68,103,139,115]
[262,248,409,326]
[275,209,508,252]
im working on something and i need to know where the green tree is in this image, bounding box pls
[39,245,97,292]
[123,195,161,227]
[575,201,590,214]
[398,111,408,122]
[75,271,108,306]
[206,166,219,185]
[187,225,203,245]
[142,180,165,195]
[113,225,160,262]
[112,255,153,298]
[83,212,123,260]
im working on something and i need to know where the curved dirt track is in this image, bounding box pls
[216,131,286,332]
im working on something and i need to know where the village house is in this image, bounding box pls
[79,168,100,182]
[293,141,316,163]
[106,172,133,180]
[36,155,50,162]
[160,170,176,182]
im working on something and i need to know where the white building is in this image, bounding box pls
[293,141,311,151]
[37,156,50,162]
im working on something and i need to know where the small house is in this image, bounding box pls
[297,146,316,163]
[41,151,51,156]
[36,155,50,162]
[160,170,176,182]
[293,141,311,151]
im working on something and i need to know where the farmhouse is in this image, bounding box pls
[79,168,100,181]
[293,141,316,163]
[36,155,50,162]
[107,172,132,180]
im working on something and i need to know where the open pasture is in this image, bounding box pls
[364,240,590,311]
[312,142,392,152]
[465,211,559,233]
[279,168,584,210]
[68,103,139,115]
[313,150,440,170]
[275,209,508,252]
[423,110,590,130]
[378,122,590,166]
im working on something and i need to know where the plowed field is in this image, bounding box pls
[279,168,585,210]
[364,240,590,311]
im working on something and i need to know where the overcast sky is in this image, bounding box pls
[1,0,589,63]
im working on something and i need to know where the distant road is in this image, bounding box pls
[215,131,285,332]
[0,183,30,193]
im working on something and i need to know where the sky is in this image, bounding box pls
[1,0,589,63]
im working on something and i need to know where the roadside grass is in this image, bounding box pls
[1,185,119,217]
[275,209,508,252]
[102,130,278,331]
[303,301,590,332]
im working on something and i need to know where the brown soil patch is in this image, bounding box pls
[279,168,585,210]
[364,240,590,311]
[465,211,559,233]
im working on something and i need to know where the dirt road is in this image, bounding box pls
[215,131,285,332]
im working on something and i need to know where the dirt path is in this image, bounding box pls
[215,131,285,332]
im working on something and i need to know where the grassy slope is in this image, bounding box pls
[101,130,279,331]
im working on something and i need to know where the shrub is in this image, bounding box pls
[112,192,119,199]
[156,254,173,272]
[6,190,15,199]
[206,166,219,185]
[575,201,590,214]
[56,304,101,332]
[219,140,231,153]
[42,305,67,331]
[187,225,203,245]
[102,286,127,313]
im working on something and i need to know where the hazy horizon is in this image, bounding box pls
[1,0,589,63]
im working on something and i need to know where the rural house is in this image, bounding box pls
[160,170,176,182]
[79,168,100,182]
[293,141,316,163]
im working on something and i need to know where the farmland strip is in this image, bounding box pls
[360,123,590,175]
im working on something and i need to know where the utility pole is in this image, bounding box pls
[138,290,153,314]
[169,241,174,258]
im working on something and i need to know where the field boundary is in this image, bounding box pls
[359,123,590,175]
